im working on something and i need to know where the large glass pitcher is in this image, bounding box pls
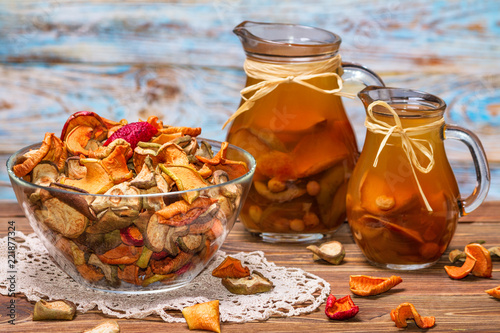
[347,86,490,269]
[225,21,385,242]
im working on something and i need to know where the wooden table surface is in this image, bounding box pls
[1,200,499,332]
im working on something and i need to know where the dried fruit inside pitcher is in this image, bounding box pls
[229,122,356,234]
[347,167,460,266]
[12,111,249,289]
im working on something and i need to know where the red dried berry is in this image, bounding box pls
[325,294,359,320]
[104,121,158,149]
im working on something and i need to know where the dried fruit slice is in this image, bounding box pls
[465,243,492,278]
[160,164,208,204]
[349,275,403,296]
[222,271,274,295]
[485,286,500,299]
[60,158,114,194]
[324,294,359,320]
[33,299,76,321]
[359,170,418,216]
[35,198,88,239]
[13,132,54,177]
[182,300,220,333]
[444,252,477,279]
[292,131,349,179]
[97,243,142,265]
[82,320,120,333]
[104,121,158,149]
[212,256,250,278]
[390,302,435,329]
[307,240,345,265]
[60,111,107,142]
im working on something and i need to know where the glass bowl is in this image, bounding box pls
[7,139,255,293]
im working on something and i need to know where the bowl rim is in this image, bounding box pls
[7,138,256,198]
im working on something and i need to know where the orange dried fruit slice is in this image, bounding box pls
[485,286,500,299]
[349,275,403,296]
[390,302,435,329]
[182,300,221,333]
[465,243,492,278]
[212,256,250,278]
[444,252,476,279]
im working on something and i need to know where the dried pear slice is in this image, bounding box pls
[32,161,59,186]
[307,240,345,265]
[33,299,76,321]
[144,214,170,252]
[221,271,274,295]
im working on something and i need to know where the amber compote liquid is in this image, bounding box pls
[227,75,358,241]
[346,103,461,269]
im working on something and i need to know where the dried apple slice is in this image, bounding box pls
[65,125,94,156]
[60,158,114,194]
[60,111,107,142]
[13,132,54,177]
[160,164,208,204]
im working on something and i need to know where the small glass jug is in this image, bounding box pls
[347,86,490,270]
[225,21,385,243]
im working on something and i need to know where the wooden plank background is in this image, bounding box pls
[0,0,499,201]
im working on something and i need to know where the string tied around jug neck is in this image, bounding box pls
[222,55,355,129]
[364,100,445,212]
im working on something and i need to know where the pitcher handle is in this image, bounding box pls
[444,125,490,215]
[342,62,385,87]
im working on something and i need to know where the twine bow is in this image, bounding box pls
[222,55,355,129]
[364,100,445,212]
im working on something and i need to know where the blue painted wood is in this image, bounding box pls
[0,0,499,201]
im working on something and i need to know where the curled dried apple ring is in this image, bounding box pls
[349,275,402,296]
[390,302,435,328]
[466,243,492,278]
[444,251,476,279]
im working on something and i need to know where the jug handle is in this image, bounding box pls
[444,125,491,215]
[342,62,385,87]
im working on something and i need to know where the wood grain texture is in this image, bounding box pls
[1,201,500,332]
[0,0,499,200]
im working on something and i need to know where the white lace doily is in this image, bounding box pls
[0,232,329,323]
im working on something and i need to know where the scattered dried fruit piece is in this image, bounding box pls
[390,302,435,329]
[104,121,158,149]
[324,294,359,320]
[182,300,221,333]
[212,256,250,278]
[82,320,120,333]
[222,271,274,295]
[444,252,477,279]
[307,240,345,265]
[32,299,76,321]
[349,275,403,296]
[489,246,500,258]
[466,243,493,278]
[485,286,500,299]
[448,249,466,263]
